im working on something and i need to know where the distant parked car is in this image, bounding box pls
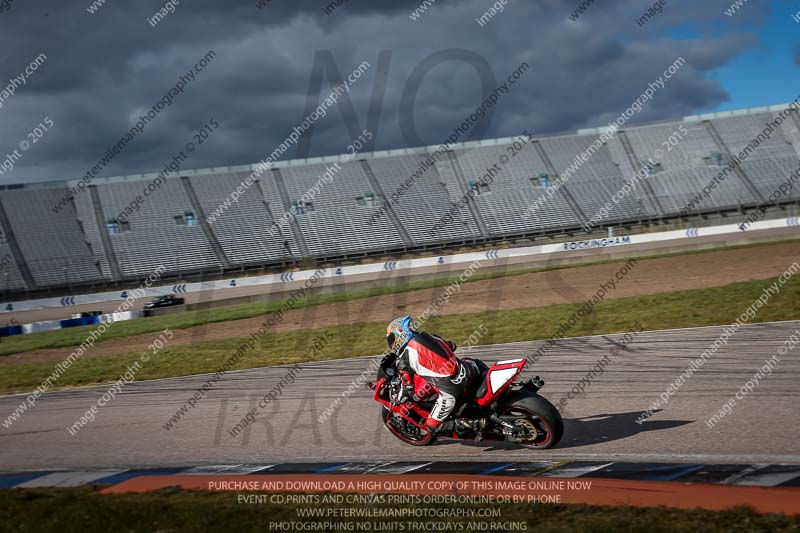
[144,295,185,310]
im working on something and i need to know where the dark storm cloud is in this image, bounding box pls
[0,0,772,184]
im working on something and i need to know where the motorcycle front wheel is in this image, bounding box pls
[380,407,437,446]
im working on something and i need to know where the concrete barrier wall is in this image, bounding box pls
[10,310,144,337]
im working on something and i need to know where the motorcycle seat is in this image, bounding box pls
[472,367,489,400]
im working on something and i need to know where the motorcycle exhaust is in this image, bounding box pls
[518,376,545,393]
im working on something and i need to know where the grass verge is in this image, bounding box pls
[0,487,798,533]
[0,274,798,394]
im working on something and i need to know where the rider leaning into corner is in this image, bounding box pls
[386,315,487,436]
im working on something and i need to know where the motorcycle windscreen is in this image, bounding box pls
[475,358,527,406]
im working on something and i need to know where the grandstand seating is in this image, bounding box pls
[92,179,219,277]
[368,153,481,244]
[539,135,642,221]
[712,112,800,200]
[1,104,798,291]
[190,171,301,264]
[278,159,405,256]
[1,188,103,287]
[453,142,579,233]
[0,240,29,292]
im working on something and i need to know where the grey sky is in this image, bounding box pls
[0,0,773,184]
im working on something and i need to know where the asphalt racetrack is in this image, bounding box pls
[1,321,798,471]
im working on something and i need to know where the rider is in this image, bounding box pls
[386,316,486,435]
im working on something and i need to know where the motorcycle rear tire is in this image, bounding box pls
[499,392,564,449]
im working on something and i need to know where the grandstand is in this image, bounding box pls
[1,103,798,295]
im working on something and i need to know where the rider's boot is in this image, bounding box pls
[433,418,487,437]
[434,420,455,435]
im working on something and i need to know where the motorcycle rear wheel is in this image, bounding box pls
[499,393,564,449]
[380,407,437,446]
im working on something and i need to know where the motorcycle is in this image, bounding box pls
[368,353,564,448]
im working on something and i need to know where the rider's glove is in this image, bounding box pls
[396,386,410,404]
[397,370,414,403]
